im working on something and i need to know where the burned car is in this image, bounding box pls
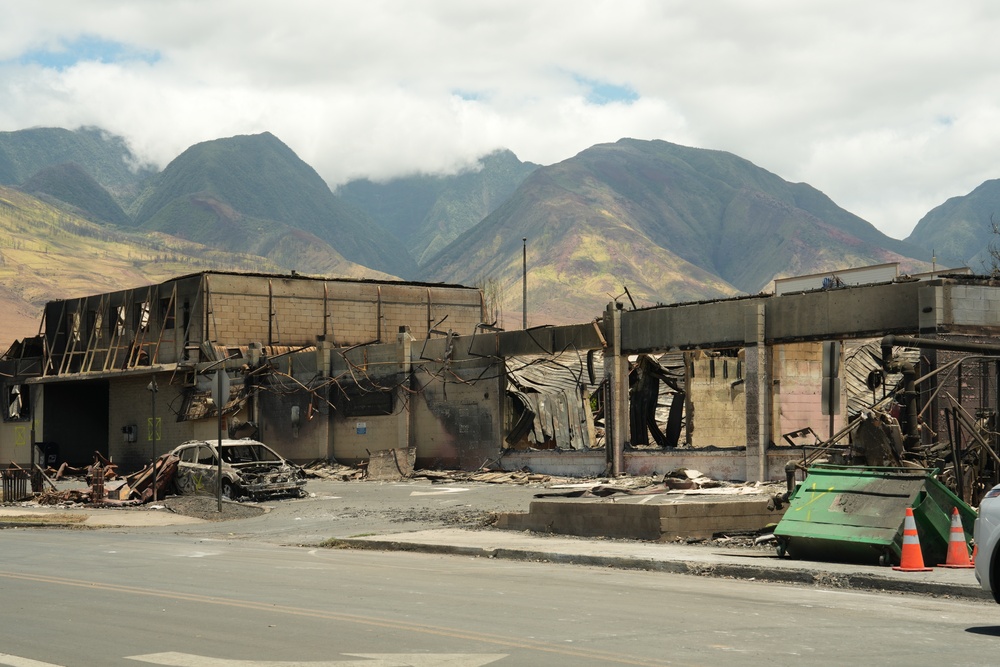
[169,439,307,500]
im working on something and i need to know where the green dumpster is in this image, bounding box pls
[773,464,976,566]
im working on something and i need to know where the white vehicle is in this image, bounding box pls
[975,484,1000,602]
[170,438,307,500]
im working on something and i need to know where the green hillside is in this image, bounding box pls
[0,185,281,349]
[906,179,1000,270]
[564,139,930,290]
[132,132,416,278]
[338,149,538,265]
[0,126,153,205]
[22,162,131,226]
[0,127,952,332]
[421,139,931,323]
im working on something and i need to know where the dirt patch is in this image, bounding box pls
[391,507,497,528]
[161,496,267,521]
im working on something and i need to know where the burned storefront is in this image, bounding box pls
[7,266,1000,500]
[0,271,485,472]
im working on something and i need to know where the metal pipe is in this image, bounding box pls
[904,365,919,447]
[952,407,964,503]
[882,334,1000,357]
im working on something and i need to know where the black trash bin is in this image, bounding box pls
[38,442,58,468]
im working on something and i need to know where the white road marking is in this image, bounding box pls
[409,487,469,496]
[176,551,222,558]
[125,652,506,666]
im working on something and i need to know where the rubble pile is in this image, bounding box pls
[535,469,782,499]
[8,451,179,507]
[307,456,761,495]
[302,460,366,481]
[789,400,996,504]
[306,458,570,487]
[47,451,119,483]
[36,488,94,505]
[413,469,559,485]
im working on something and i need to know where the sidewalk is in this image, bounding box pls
[0,488,989,602]
[0,504,206,527]
[325,527,991,601]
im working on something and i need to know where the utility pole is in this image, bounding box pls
[522,237,527,329]
[217,369,224,512]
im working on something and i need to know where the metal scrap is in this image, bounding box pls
[21,452,179,506]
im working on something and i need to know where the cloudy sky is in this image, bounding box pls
[2,1,998,241]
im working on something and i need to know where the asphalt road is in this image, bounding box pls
[2,526,1000,666]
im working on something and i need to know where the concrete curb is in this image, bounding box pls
[0,520,85,529]
[326,537,992,601]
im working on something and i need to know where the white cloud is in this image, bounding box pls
[3,1,1000,239]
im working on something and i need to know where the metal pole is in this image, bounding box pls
[29,387,35,480]
[995,359,1000,489]
[149,377,158,502]
[522,237,527,330]
[828,342,835,441]
[951,408,964,503]
[217,369,224,512]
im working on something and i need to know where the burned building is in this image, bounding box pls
[5,266,1000,496]
[0,271,483,471]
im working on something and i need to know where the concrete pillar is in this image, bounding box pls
[397,327,414,451]
[603,302,628,475]
[744,303,770,482]
[917,284,941,441]
[313,340,335,461]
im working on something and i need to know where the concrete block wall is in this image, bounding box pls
[325,281,381,344]
[205,274,483,348]
[258,383,330,463]
[207,274,288,344]
[106,374,203,473]
[412,356,504,470]
[331,413,400,463]
[328,340,408,464]
[380,284,428,339]
[944,283,1000,329]
[688,355,747,448]
[772,342,843,439]
[0,417,35,466]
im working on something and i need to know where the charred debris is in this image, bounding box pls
[780,334,1000,506]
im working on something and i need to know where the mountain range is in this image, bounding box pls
[0,125,992,346]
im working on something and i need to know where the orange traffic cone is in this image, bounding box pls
[893,507,932,571]
[941,507,974,568]
[973,543,978,565]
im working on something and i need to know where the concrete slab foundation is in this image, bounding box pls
[496,495,785,541]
